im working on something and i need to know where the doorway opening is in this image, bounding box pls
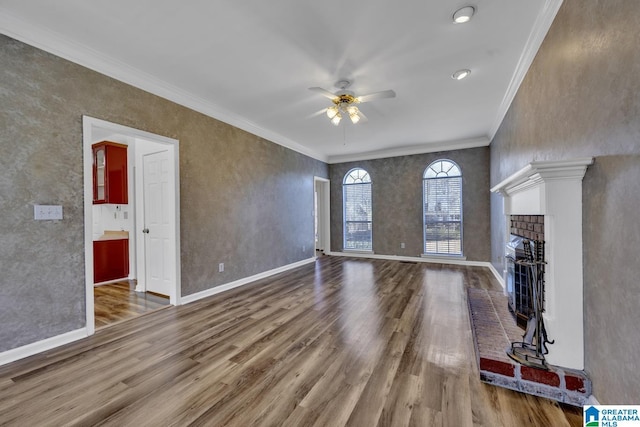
[83,116,181,334]
[314,177,330,254]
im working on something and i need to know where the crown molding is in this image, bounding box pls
[488,0,564,140]
[327,136,490,164]
[2,1,562,165]
[0,10,328,163]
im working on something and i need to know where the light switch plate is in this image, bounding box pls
[34,205,63,220]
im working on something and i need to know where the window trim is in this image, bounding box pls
[342,168,373,252]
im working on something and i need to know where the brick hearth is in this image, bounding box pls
[467,287,591,406]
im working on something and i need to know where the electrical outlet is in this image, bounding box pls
[219,263,224,273]
[400,242,405,249]
[34,205,63,220]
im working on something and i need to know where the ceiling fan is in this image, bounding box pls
[309,80,396,126]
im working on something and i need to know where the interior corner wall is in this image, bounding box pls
[0,34,327,353]
[489,0,640,403]
[329,147,491,262]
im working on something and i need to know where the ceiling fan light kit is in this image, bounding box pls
[309,80,396,126]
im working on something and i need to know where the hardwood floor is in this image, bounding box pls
[94,281,170,329]
[0,256,582,426]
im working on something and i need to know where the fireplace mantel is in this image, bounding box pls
[491,158,593,370]
[491,158,594,215]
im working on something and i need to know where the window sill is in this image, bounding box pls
[421,253,466,261]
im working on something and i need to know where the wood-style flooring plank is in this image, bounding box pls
[94,281,170,329]
[0,256,583,426]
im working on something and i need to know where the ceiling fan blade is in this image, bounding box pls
[308,87,338,100]
[356,109,369,123]
[356,89,396,103]
[306,108,328,120]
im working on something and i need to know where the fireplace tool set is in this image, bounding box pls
[507,239,554,370]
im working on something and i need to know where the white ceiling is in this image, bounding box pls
[0,0,561,163]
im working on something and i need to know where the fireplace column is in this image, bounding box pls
[491,158,593,370]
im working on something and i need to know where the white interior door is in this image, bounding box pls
[143,150,173,296]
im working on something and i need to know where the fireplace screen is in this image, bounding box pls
[505,236,544,328]
[505,234,553,369]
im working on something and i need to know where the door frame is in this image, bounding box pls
[83,116,181,336]
[314,177,330,253]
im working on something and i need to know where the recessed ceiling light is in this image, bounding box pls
[453,6,475,24]
[452,69,471,80]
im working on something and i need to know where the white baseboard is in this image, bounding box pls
[180,257,317,305]
[327,251,506,290]
[0,254,502,367]
[487,264,506,291]
[0,328,88,367]
[0,258,317,366]
[327,250,482,266]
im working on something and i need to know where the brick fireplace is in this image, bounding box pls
[491,158,593,370]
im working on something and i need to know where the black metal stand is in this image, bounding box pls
[507,240,554,370]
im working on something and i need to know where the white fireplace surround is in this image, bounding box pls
[491,158,593,370]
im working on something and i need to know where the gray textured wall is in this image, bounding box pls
[329,147,491,261]
[0,35,327,352]
[490,0,640,403]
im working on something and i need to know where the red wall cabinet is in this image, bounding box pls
[93,239,129,283]
[93,141,128,204]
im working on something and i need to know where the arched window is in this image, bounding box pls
[423,159,462,255]
[343,168,372,251]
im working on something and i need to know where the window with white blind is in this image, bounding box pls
[343,168,372,251]
[423,159,462,256]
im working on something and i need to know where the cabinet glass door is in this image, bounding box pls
[95,147,105,201]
